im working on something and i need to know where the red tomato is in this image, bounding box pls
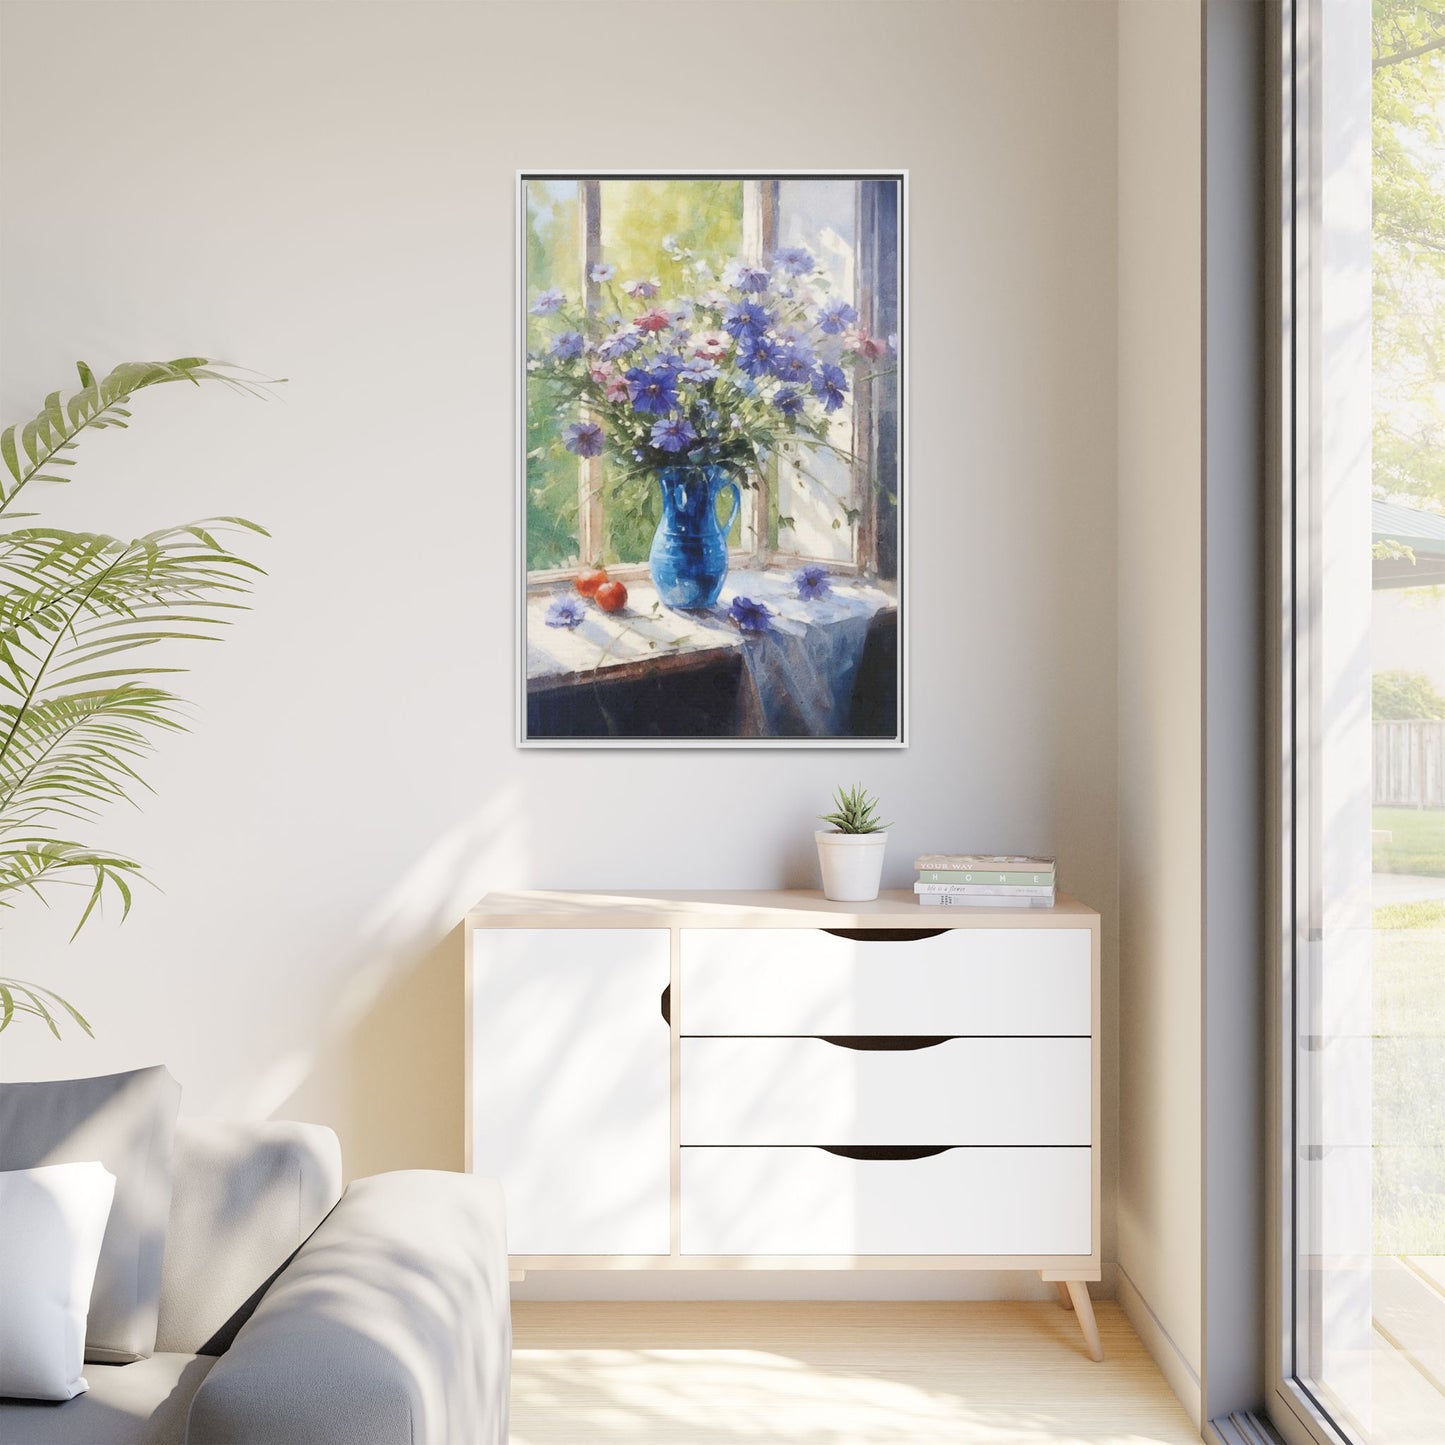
[575,568,608,598]
[595,580,628,613]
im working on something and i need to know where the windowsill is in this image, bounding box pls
[526,566,897,690]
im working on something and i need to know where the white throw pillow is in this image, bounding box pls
[0,1160,116,1400]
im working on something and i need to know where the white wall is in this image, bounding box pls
[1115,0,1204,1424]
[0,0,1120,1288]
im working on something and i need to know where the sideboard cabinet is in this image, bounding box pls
[466,889,1104,1359]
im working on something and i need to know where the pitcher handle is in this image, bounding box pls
[717,479,741,536]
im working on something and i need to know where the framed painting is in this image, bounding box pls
[517,171,906,747]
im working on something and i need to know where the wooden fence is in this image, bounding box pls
[1374,720,1445,808]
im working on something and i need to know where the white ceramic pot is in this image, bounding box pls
[815,830,889,902]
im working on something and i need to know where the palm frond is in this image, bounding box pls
[0,837,143,936]
[0,357,271,1036]
[0,684,185,829]
[0,359,275,520]
[0,976,93,1038]
[0,521,265,712]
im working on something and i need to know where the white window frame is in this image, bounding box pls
[1268,3,1378,1443]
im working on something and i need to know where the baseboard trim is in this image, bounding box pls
[1115,1262,1203,1428]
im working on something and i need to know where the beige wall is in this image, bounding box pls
[0,0,1121,1293]
[1116,0,1204,1424]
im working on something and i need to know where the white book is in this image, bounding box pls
[914,882,1056,898]
[917,893,1053,908]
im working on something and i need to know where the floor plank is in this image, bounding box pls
[511,1300,1201,1444]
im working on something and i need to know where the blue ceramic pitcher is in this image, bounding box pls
[648,465,741,610]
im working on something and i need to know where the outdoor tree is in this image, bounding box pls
[1373,2,1445,509]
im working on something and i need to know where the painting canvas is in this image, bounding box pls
[518,172,905,747]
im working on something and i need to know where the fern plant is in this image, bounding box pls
[819,784,889,835]
[0,358,268,1037]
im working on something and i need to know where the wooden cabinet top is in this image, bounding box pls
[467,888,1099,930]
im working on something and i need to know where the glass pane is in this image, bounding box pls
[775,177,858,565]
[1294,5,1445,1440]
[524,179,582,571]
[598,179,745,565]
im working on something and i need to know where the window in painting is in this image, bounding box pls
[521,175,900,586]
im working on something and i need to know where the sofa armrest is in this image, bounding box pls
[185,1171,510,1445]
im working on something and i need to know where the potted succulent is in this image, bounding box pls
[815,784,890,902]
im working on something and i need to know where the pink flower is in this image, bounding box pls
[635,308,672,332]
[847,329,889,360]
[589,362,611,385]
[694,331,731,361]
[604,376,630,404]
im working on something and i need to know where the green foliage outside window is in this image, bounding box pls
[1373,4,1445,510]
[1373,667,1445,719]
[526,182,581,570]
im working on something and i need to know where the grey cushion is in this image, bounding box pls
[0,1067,180,1363]
[0,1353,215,1445]
[156,1119,342,1355]
[188,1171,511,1445]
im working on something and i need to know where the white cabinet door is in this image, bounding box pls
[679,927,1092,1036]
[470,927,671,1255]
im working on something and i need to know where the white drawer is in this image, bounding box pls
[681,1036,1090,1146]
[679,927,1091,1036]
[681,1146,1091,1256]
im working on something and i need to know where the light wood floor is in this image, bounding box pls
[511,1300,1202,1444]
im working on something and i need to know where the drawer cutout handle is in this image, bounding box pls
[660,984,671,1027]
[823,928,949,943]
[819,1145,953,1161]
[820,1035,952,1052]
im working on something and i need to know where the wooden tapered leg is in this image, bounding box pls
[1055,1281,1074,1309]
[1065,1280,1104,1361]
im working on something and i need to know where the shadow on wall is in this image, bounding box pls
[278,925,466,1181]
[234,785,530,1182]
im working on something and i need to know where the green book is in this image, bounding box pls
[916,868,1056,886]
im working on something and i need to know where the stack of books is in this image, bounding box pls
[913,854,1057,908]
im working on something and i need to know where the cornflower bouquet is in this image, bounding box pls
[526,242,893,496]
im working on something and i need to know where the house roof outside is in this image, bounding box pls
[1373,498,1445,589]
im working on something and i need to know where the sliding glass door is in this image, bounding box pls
[1275,3,1445,1442]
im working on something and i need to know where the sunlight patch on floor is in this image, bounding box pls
[510,1301,1201,1445]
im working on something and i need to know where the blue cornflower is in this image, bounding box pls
[545,597,586,629]
[772,344,814,384]
[728,596,773,633]
[550,331,586,361]
[589,263,616,283]
[723,299,773,339]
[677,356,720,384]
[563,420,606,458]
[650,352,686,376]
[724,260,771,293]
[816,297,859,334]
[811,363,848,412]
[650,417,697,453]
[772,386,806,418]
[597,328,644,361]
[738,333,785,379]
[623,278,661,299]
[772,246,815,277]
[530,288,566,315]
[794,564,832,600]
[625,366,680,414]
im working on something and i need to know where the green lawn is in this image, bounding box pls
[1374,806,1445,876]
[1374,902,1445,1253]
